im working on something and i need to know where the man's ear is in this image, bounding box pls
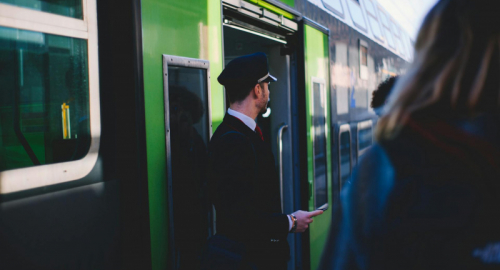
[252,83,261,98]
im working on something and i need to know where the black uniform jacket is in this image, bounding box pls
[207,114,290,263]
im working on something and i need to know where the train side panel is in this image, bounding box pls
[303,23,333,270]
[0,1,152,269]
[140,0,224,268]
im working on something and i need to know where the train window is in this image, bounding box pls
[402,33,414,59]
[0,0,83,19]
[167,66,210,146]
[360,46,367,66]
[163,55,212,268]
[364,0,384,42]
[378,8,396,49]
[364,0,375,14]
[357,120,373,156]
[390,20,399,36]
[359,40,369,80]
[390,21,404,55]
[0,26,89,171]
[0,0,99,194]
[338,124,352,190]
[346,0,368,32]
[322,0,344,18]
[378,7,389,26]
[312,79,328,209]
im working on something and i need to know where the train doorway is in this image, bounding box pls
[223,19,298,269]
[223,25,289,147]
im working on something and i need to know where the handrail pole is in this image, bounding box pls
[277,123,288,213]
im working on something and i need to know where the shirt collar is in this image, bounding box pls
[227,108,256,131]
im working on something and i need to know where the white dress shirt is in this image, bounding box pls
[227,108,256,131]
[227,109,294,231]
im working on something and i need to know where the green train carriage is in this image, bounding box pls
[0,0,410,269]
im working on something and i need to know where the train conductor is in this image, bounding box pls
[206,52,323,269]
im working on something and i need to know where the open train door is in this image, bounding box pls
[221,1,302,269]
[298,17,333,270]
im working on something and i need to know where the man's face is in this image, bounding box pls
[258,82,270,114]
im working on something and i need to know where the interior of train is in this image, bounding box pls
[223,25,290,148]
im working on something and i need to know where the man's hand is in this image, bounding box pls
[292,210,324,233]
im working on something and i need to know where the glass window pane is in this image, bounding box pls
[167,66,210,268]
[380,20,396,49]
[368,15,384,40]
[0,26,89,172]
[391,23,404,54]
[1,0,83,19]
[339,131,351,188]
[396,37,403,54]
[364,0,376,15]
[402,34,412,58]
[378,9,389,27]
[358,126,373,154]
[168,67,209,146]
[390,21,400,37]
[360,45,368,66]
[387,30,396,48]
[313,82,328,209]
[322,0,344,16]
[347,0,367,30]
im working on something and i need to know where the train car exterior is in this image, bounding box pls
[0,0,411,269]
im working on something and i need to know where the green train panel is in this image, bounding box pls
[303,22,332,270]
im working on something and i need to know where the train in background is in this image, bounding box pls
[0,0,410,269]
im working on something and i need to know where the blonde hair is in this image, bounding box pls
[377,0,500,140]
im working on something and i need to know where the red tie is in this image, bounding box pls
[255,125,264,141]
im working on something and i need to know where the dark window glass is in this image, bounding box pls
[0,26,89,172]
[1,0,83,19]
[339,131,351,189]
[358,126,373,154]
[168,66,210,269]
[313,82,328,209]
[361,45,368,66]
[168,67,209,146]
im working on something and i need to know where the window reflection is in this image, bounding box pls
[168,66,210,269]
[1,0,83,19]
[313,82,328,209]
[361,45,368,66]
[322,0,344,17]
[0,26,90,172]
[378,9,396,49]
[358,125,373,155]
[339,131,351,189]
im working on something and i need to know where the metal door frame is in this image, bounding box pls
[310,77,329,211]
[338,124,352,191]
[162,55,212,268]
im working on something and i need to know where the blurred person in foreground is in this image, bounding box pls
[371,76,398,116]
[321,0,500,269]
